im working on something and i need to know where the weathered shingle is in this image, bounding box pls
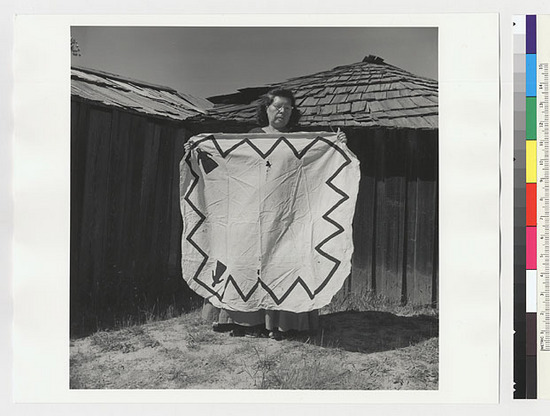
[204,55,438,129]
[71,66,213,121]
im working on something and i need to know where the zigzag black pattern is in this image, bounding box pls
[183,158,209,286]
[222,275,260,302]
[183,134,351,305]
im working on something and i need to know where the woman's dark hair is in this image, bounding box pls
[256,88,301,129]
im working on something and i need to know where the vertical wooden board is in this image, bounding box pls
[70,102,88,285]
[111,113,147,315]
[149,123,169,280]
[75,105,95,292]
[417,130,439,181]
[351,174,376,294]
[81,107,114,315]
[430,130,439,306]
[348,128,377,295]
[432,173,439,305]
[167,127,188,275]
[103,110,120,276]
[71,100,90,271]
[124,115,148,275]
[69,100,80,328]
[424,131,438,306]
[373,130,387,298]
[404,131,422,305]
[154,124,176,281]
[405,131,438,305]
[373,130,408,303]
[405,175,419,304]
[137,119,161,268]
[402,130,416,305]
[162,127,179,272]
[131,116,154,306]
[100,110,124,322]
[104,110,135,322]
[371,129,385,295]
[71,100,92,331]
[70,100,89,226]
[111,111,133,279]
[380,175,407,302]
[407,184,437,305]
[415,180,437,304]
[106,110,130,277]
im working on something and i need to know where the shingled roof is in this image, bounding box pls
[206,55,437,129]
[71,66,213,121]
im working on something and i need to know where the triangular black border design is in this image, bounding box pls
[183,134,352,305]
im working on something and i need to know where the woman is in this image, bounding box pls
[202,88,346,340]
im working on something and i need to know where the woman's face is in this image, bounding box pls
[266,96,293,130]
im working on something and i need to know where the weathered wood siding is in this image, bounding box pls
[345,127,438,305]
[70,100,202,336]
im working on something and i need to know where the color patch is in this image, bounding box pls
[527,97,537,139]
[527,270,537,312]
[526,226,537,270]
[527,15,537,53]
[526,140,537,182]
[527,313,538,356]
[527,54,538,96]
[527,183,537,226]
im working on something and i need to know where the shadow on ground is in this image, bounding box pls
[288,311,438,354]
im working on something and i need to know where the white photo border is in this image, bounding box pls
[12,13,499,403]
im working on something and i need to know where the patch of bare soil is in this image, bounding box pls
[70,310,438,390]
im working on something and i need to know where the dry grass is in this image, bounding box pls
[322,287,437,317]
[70,295,438,390]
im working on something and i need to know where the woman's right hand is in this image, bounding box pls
[184,140,193,153]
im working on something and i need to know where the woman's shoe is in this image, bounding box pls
[212,322,233,333]
[246,326,268,338]
[268,330,282,341]
[229,327,245,337]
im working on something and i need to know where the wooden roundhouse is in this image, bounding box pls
[197,55,439,307]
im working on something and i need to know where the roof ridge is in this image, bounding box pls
[71,65,178,93]
[379,62,438,83]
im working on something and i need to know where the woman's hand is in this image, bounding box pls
[336,128,347,144]
[184,139,194,153]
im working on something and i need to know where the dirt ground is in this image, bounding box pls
[70,309,438,390]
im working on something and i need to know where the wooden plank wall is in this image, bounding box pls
[71,104,438,335]
[70,100,202,336]
[346,127,439,306]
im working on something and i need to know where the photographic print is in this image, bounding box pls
[68,26,439,390]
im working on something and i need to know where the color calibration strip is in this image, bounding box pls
[526,14,537,400]
[514,14,550,400]
[513,15,528,399]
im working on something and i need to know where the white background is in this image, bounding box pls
[0,0,544,415]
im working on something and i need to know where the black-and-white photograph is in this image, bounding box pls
[69,26,438,390]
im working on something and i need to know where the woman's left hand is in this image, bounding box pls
[184,139,194,153]
[336,128,347,144]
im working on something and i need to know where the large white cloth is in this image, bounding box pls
[180,132,360,312]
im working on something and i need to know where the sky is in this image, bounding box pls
[71,26,437,100]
